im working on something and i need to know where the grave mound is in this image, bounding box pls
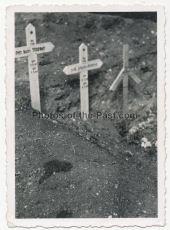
[15,12,157,151]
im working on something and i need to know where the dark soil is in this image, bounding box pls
[91,12,157,22]
[15,12,157,218]
[39,160,73,184]
[15,109,157,218]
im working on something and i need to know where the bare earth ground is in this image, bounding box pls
[15,107,157,218]
[15,12,157,218]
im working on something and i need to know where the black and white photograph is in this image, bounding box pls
[6,4,165,227]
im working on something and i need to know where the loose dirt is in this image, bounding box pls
[15,109,157,218]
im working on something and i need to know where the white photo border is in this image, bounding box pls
[6,4,165,227]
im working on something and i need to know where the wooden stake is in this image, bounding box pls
[110,44,141,114]
[123,44,129,114]
[123,44,129,68]
[123,74,128,114]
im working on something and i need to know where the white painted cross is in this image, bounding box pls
[15,23,55,112]
[63,43,103,120]
[109,44,141,114]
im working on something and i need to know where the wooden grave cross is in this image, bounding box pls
[63,43,103,120]
[15,23,55,112]
[109,44,141,114]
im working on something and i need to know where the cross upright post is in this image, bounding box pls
[26,24,41,111]
[79,44,89,117]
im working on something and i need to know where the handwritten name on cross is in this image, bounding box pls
[109,44,141,114]
[15,23,55,112]
[63,43,103,120]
